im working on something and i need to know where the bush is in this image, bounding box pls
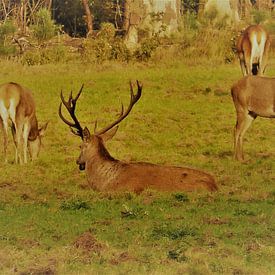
[251,9,269,25]
[21,45,68,65]
[31,8,57,44]
[133,36,160,61]
[82,23,131,63]
[0,20,16,56]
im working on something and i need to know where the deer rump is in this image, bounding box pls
[237,25,269,76]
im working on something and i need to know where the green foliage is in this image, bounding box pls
[183,11,199,31]
[21,45,68,65]
[31,8,57,44]
[167,248,188,262]
[82,23,131,63]
[173,193,189,202]
[120,203,148,219]
[0,20,16,55]
[133,36,160,61]
[251,9,269,25]
[60,198,90,210]
[152,224,198,240]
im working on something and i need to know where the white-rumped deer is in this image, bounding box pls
[231,75,275,161]
[0,82,48,164]
[236,25,270,76]
[59,82,217,193]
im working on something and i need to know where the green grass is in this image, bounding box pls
[0,59,274,274]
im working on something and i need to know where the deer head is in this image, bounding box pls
[59,81,142,171]
[28,122,48,160]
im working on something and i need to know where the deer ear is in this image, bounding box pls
[39,121,49,136]
[83,127,91,142]
[101,126,118,142]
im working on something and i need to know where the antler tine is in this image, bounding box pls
[95,80,142,136]
[59,85,84,139]
[74,84,84,102]
[59,102,74,127]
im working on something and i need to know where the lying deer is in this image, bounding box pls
[236,25,270,76]
[59,82,217,193]
[231,75,275,161]
[0,82,48,164]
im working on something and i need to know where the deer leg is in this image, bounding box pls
[0,108,9,163]
[248,56,253,75]
[260,52,268,75]
[1,120,8,163]
[240,60,247,76]
[234,112,254,161]
[22,122,30,164]
[14,123,23,165]
[11,123,18,163]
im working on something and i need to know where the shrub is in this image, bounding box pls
[251,9,269,25]
[133,36,160,61]
[0,20,16,56]
[21,45,67,65]
[82,23,131,63]
[31,8,57,44]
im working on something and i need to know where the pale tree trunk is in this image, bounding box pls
[82,0,93,36]
[20,0,27,34]
[45,0,52,10]
[123,0,130,33]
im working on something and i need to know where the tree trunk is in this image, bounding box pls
[82,0,93,36]
[45,0,52,10]
[123,0,130,33]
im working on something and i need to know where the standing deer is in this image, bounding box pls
[0,82,48,164]
[231,75,275,161]
[59,82,217,193]
[236,25,270,76]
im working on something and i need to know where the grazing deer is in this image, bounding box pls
[59,82,217,193]
[236,25,270,76]
[0,82,48,164]
[231,75,275,161]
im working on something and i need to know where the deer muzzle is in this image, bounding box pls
[76,159,86,170]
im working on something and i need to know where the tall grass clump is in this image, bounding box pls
[184,7,235,63]
[151,9,236,64]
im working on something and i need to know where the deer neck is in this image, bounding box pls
[28,115,39,141]
[86,142,121,191]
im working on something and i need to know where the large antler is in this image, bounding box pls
[95,80,142,135]
[59,84,84,139]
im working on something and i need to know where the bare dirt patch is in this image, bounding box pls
[73,231,105,254]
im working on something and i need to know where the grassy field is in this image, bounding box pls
[0,59,274,274]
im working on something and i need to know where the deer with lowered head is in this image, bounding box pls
[59,81,217,193]
[0,82,48,164]
[231,75,275,161]
[236,25,270,76]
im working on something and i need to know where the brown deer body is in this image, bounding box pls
[59,82,217,193]
[0,82,47,164]
[231,75,275,161]
[236,25,270,76]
